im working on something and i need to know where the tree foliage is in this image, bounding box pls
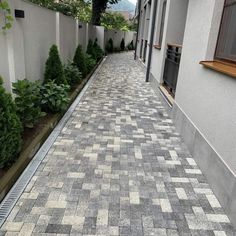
[44,45,66,85]
[30,0,92,22]
[91,0,120,25]
[0,77,22,168]
[101,11,129,31]
[73,45,87,78]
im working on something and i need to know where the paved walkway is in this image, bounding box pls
[0,53,235,236]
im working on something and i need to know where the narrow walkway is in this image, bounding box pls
[0,53,234,236]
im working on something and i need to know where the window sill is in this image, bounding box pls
[153,44,161,50]
[200,61,236,78]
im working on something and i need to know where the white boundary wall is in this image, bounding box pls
[0,0,134,92]
[104,29,135,49]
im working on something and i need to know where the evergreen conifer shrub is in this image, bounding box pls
[0,77,22,168]
[44,45,66,85]
[86,39,96,60]
[93,38,104,61]
[105,38,114,53]
[85,54,96,73]
[120,38,125,51]
[73,45,87,78]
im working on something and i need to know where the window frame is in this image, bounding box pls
[154,0,167,49]
[215,0,236,65]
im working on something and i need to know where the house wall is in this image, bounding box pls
[136,1,146,60]
[136,0,236,227]
[172,0,236,227]
[150,0,188,84]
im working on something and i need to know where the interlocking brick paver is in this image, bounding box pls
[0,52,235,235]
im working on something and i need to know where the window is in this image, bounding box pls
[215,0,236,63]
[157,0,167,48]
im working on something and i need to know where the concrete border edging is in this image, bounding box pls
[172,102,236,229]
[0,56,107,228]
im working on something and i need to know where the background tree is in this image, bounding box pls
[101,11,136,31]
[30,0,92,22]
[91,0,120,25]
[101,12,129,30]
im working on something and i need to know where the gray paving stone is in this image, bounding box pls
[0,52,235,236]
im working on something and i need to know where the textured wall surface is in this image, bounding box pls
[175,0,236,174]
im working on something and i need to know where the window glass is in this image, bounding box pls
[215,1,236,62]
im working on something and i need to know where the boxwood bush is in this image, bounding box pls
[85,54,96,74]
[12,79,45,128]
[93,39,104,61]
[128,40,134,50]
[0,77,22,168]
[105,38,114,53]
[73,45,87,78]
[44,45,67,85]
[120,38,125,51]
[86,39,96,60]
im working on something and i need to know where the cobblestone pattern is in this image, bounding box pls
[0,53,235,235]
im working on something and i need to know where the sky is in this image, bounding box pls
[129,0,137,5]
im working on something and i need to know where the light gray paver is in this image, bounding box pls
[0,52,235,235]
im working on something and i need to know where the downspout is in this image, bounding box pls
[134,0,142,60]
[145,0,158,82]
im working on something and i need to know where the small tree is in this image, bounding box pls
[87,39,96,60]
[44,45,66,85]
[93,39,104,61]
[0,77,22,168]
[105,38,113,53]
[128,40,134,50]
[120,38,125,51]
[92,0,120,25]
[73,45,87,77]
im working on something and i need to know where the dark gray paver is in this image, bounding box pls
[0,52,235,236]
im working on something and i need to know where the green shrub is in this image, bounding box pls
[44,45,66,85]
[86,39,96,60]
[93,39,104,61]
[0,77,22,168]
[128,40,134,50]
[85,54,96,73]
[40,80,70,113]
[105,38,113,53]
[12,79,46,129]
[73,45,87,78]
[64,61,82,88]
[87,39,103,62]
[120,38,125,51]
